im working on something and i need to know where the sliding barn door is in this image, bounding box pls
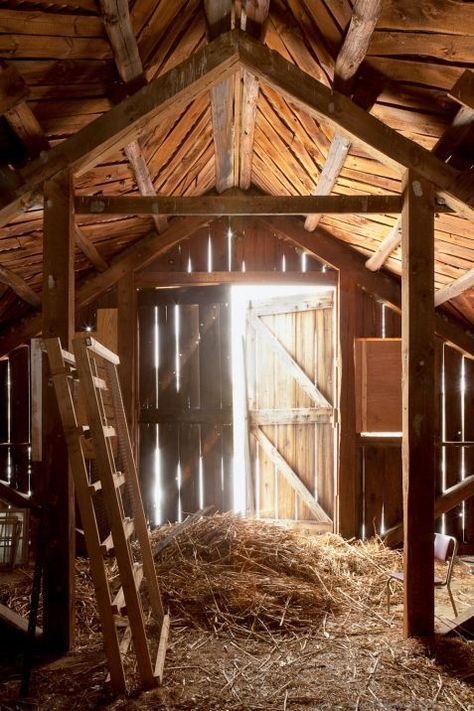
[138,286,232,524]
[245,291,335,528]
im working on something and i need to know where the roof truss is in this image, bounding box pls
[1,30,473,231]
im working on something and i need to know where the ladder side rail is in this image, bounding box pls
[44,338,126,693]
[72,337,155,689]
[105,358,164,624]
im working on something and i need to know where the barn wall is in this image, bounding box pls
[0,222,472,546]
[356,289,474,550]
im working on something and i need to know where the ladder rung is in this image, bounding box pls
[89,471,125,494]
[60,348,76,367]
[100,532,114,555]
[84,336,121,365]
[88,479,102,494]
[92,375,107,390]
[103,425,116,438]
[111,563,144,616]
[100,517,134,555]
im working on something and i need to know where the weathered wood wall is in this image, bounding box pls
[356,289,474,550]
[138,286,232,525]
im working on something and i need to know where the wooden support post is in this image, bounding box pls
[117,273,137,453]
[337,274,358,538]
[42,170,75,651]
[401,170,435,638]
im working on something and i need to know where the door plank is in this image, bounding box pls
[252,427,332,524]
[247,312,332,409]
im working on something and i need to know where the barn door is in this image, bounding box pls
[245,291,335,528]
[138,286,232,525]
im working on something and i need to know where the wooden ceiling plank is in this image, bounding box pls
[0,264,41,308]
[0,64,109,275]
[0,64,29,116]
[435,269,474,307]
[366,104,474,271]
[238,32,474,219]
[258,215,474,358]
[449,70,474,111]
[305,1,382,231]
[99,0,168,234]
[0,31,240,229]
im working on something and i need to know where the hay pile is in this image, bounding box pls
[151,512,402,632]
[2,513,474,710]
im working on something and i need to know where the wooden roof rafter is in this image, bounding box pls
[204,0,270,192]
[2,30,474,229]
[366,74,474,272]
[304,0,384,233]
[99,0,168,234]
[236,32,474,219]
[0,30,241,229]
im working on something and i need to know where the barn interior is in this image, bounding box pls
[0,0,474,708]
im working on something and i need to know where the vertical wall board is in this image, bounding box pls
[463,357,474,543]
[274,311,296,520]
[179,424,201,515]
[282,244,301,272]
[158,305,180,523]
[9,346,30,444]
[178,304,201,515]
[356,289,381,338]
[199,302,225,509]
[363,447,384,537]
[210,220,229,271]
[443,345,463,538]
[187,230,210,272]
[9,346,30,493]
[384,305,401,338]
[245,319,257,515]
[158,422,180,523]
[256,314,276,518]
[219,301,233,511]
[30,339,43,462]
[138,306,157,409]
[138,424,157,525]
[138,306,157,519]
[338,276,358,537]
[434,339,444,534]
[0,359,8,444]
[316,307,335,518]
[382,447,403,531]
[294,308,314,520]
[117,278,137,446]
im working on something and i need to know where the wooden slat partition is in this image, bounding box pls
[138,286,232,523]
[443,345,464,540]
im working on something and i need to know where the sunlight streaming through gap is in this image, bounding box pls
[441,346,447,535]
[461,356,466,536]
[175,304,180,392]
[207,232,213,273]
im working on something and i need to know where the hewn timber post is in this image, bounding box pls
[42,170,75,650]
[337,273,358,538]
[117,272,137,453]
[401,170,435,638]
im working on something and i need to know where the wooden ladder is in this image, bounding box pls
[44,336,169,694]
